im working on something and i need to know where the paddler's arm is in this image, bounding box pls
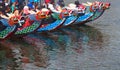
[36,9,40,13]
[19,10,23,16]
[0,14,9,19]
[6,13,12,17]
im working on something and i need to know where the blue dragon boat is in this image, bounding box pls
[37,13,66,32]
[14,16,41,35]
[84,1,111,22]
[36,8,67,32]
[0,1,110,39]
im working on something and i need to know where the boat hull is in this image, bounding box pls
[63,15,78,26]
[74,12,94,24]
[37,18,66,32]
[15,21,41,35]
[87,9,104,21]
[0,24,17,40]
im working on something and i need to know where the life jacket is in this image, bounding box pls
[45,0,50,4]
[78,4,86,13]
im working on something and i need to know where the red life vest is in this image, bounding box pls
[45,0,50,4]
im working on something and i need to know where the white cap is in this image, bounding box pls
[41,8,49,12]
[24,6,29,10]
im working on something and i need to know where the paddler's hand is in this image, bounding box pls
[36,9,40,13]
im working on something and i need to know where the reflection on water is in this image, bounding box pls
[0,44,14,70]
[0,24,104,69]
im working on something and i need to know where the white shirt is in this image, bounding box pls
[48,3,61,13]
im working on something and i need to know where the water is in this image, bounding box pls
[1,0,120,70]
[0,24,104,70]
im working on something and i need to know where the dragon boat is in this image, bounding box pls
[73,4,94,24]
[61,8,78,26]
[83,1,111,22]
[11,8,46,36]
[60,3,94,25]
[36,8,67,32]
[56,4,92,26]
[66,1,110,25]
[14,1,110,34]
[14,15,41,35]
[0,1,110,39]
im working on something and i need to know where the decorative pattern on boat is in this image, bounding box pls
[15,22,40,35]
[0,25,16,39]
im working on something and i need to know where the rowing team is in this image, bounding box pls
[0,1,110,27]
